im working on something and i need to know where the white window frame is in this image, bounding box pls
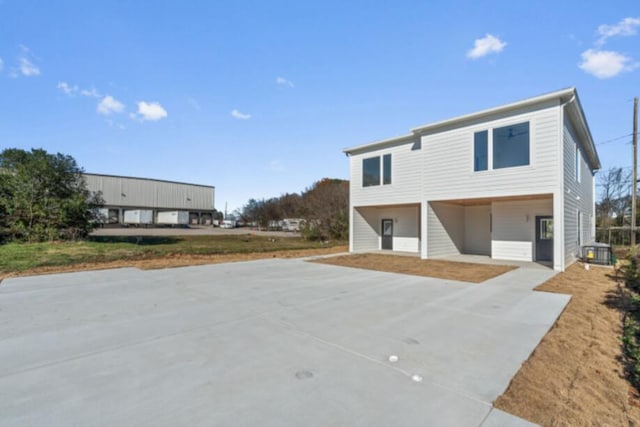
[362,154,392,187]
[472,120,532,173]
[575,143,581,182]
[577,210,583,247]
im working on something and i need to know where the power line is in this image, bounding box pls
[596,133,633,146]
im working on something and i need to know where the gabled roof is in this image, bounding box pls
[343,88,601,170]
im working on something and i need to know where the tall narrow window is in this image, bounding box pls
[493,122,530,169]
[575,144,581,182]
[362,157,380,187]
[383,154,391,185]
[577,211,583,247]
[474,130,488,171]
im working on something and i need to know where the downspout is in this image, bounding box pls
[556,93,576,271]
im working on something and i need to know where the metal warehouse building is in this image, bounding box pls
[83,173,215,226]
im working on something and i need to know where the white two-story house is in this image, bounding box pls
[344,88,600,271]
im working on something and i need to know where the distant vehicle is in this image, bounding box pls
[123,209,153,225]
[220,220,236,229]
[156,211,189,226]
[282,218,304,232]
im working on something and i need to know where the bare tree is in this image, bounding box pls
[597,167,631,227]
[301,178,349,240]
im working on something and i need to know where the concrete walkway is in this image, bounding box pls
[0,259,566,426]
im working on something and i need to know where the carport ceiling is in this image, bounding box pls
[438,193,553,206]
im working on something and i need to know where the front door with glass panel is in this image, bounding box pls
[381,219,393,250]
[535,216,553,262]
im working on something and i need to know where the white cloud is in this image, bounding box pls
[134,101,168,121]
[276,76,294,87]
[597,17,640,45]
[231,109,251,120]
[57,82,101,98]
[467,34,507,59]
[57,81,78,95]
[578,49,638,78]
[18,57,40,76]
[9,45,41,77]
[97,95,125,115]
[81,88,101,98]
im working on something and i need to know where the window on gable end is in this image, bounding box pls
[363,157,380,187]
[575,144,581,182]
[383,154,391,185]
[474,130,488,171]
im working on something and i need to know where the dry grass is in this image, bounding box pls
[495,263,640,426]
[312,253,516,283]
[0,245,348,280]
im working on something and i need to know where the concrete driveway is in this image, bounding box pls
[0,259,568,426]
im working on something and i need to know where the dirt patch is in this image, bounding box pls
[0,245,348,281]
[312,253,516,283]
[495,263,640,426]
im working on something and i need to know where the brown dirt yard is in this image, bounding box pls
[495,263,640,426]
[4,246,638,424]
[313,253,517,283]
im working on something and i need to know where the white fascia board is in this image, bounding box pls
[564,90,601,171]
[410,87,576,134]
[344,88,577,155]
[343,133,416,155]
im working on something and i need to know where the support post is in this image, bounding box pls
[633,97,638,246]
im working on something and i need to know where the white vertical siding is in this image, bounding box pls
[562,118,596,266]
[349,138,423,207]
[422,101,560,201]
[491,199,553,262]
[346,93,599,272]
[352,206,420,252]
[379,206,420,252]
[463,205,491,255]
[427,202,464,257]
[352,207,379,252]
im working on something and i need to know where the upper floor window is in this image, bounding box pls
[575,144,581,182]
[493,122,530,169]
[383,154,392,185]
[362,154,391,187]
[474,130,488,171]
[473,121,530,172]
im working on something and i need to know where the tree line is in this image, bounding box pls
[0,148,104,242]
[1,148,349,243]
[237,178,349,241]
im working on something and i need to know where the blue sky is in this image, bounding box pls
[0,1,638,212]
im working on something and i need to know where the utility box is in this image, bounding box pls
[582,243,612,265]
[123,209,154,225]
[156,211,189,225]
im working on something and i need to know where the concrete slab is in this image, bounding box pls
[482,408,539,427]
[0,258,563,426]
